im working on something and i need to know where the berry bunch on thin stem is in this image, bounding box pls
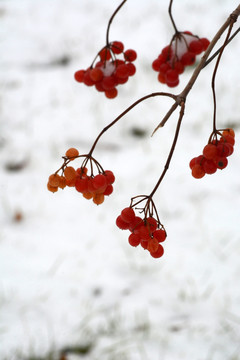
[116,196,166,258]
[47,148,115,205]
[74,0,137,99]
[152,0,210,87]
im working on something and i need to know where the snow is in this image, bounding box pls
[0,0,240,359]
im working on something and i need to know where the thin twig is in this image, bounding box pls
[106,0,127,46]
[88,92,177,156]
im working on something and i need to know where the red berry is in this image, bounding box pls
[104,170,115,184]
[105,88,118,99]
[102,76,116,90]
[189,40,203,55]
[74,70,85,82]
[161,46,173,60]
[192,164,205,179]
[116,215,130,230]
[75,177,88,193]
[203,159,217,174]
[216,143,232,157]
[124,49,137,62]
[99,47,111,61]
[152,58,162,72]
[115,64,130,79]
[121,207,135,223]
[92,174,107,191]
[83,70,95,86]
[181,52,196,66]
[126,62,136,76]
[89,67,103,82]
[129,216,143,233]
[146,217,158,232]
[165,69,179,84]
[147,238,159,253]
[153,229,166,242]
[216,157,228,169]
[128,233,141,247]
[189,157,197,170]
[111,41,124,54]
[200,38,210,50]
[140,240,149,249]
[103,184,113,196]
[95,82,104,92]
[150,244,164,258]
[158,72,166,84]
[159,63,171,74]
[203,144,217,160]
[173,61,185,74]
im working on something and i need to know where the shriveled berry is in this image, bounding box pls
[64,166,76,181]
[48,174,60,187]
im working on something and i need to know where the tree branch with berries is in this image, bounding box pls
[47,1,240,259]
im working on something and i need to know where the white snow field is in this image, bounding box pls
[0,0,240,359]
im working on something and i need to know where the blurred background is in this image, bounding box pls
[0,0,240,359]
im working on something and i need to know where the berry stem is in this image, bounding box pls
[87,92,177,157]
[168,0,179,34]
[211,19,235,132]
[106,0,127,47]
[149,101,185,198]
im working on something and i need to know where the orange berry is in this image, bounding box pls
[222,128,235,138]
[192,164,205,179]
[48,174,60,187]
[65,178,76,187]
[65,148,79,159]
[47,182,58,193]
[93,193,105,205]
[58,176,66,189]
[64,166,76,181]
[83,192,93,200]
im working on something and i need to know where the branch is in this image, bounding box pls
[152,3,240,135]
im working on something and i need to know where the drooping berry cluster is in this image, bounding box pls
[189,128,235,179]
[116,204,167,258]
[47,148,115,205]
[152,31,210,87]
[74,41,137,99]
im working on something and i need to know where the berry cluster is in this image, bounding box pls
[116,207,167,258]
[74,41,137,99]
[189,128,235,179]
[152,31,210,87]
[47,148,115,205]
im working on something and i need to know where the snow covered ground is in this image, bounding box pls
[0,0,240,359]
